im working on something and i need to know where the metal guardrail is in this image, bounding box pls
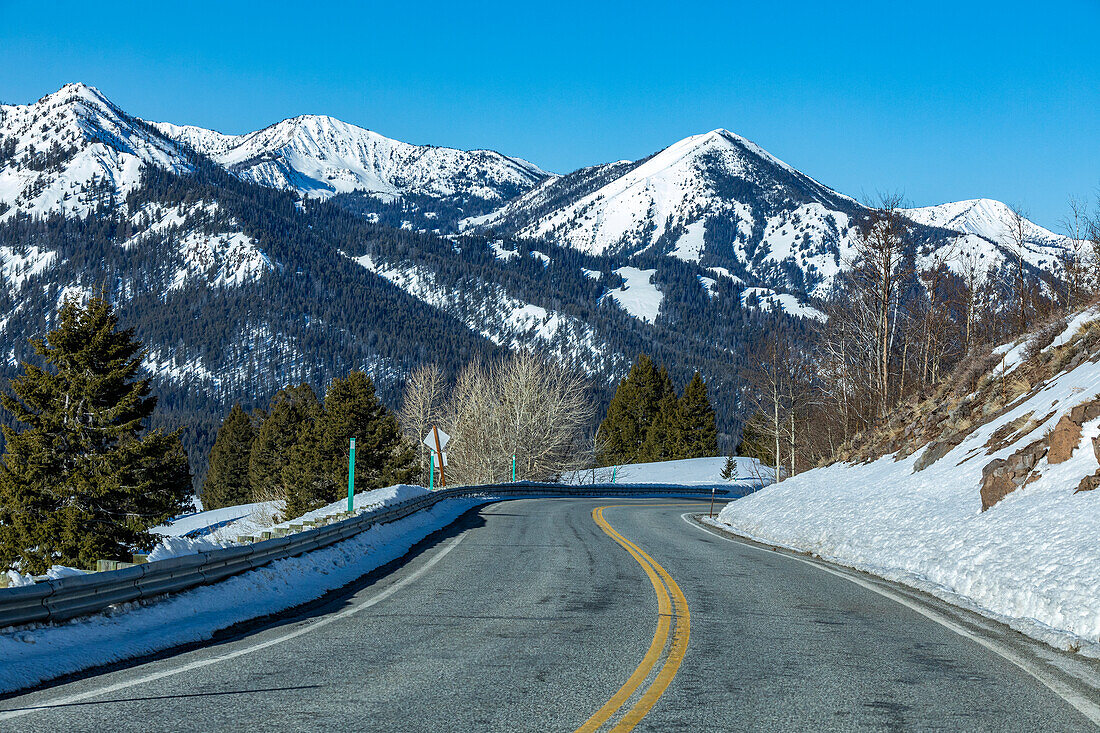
[0,481,746,628]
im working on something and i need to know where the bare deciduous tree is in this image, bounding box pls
[398,363,447,484]
[443,352,594,485]
[1002,204,1031,335]
[847,193,910,416]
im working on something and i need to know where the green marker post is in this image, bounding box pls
[512,454,516,482]
[429,452,434,491]
[347,438,356,512]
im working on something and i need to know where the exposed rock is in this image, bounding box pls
[1076,473,1100,493]
[1068,399,1100,425]
[1094,434,1100,464]
[980,439,1048,510]
[981,459,1015,510]
[914,437,960,472]
[1047,414,1083,464]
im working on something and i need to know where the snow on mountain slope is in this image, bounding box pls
[604,266,663,323]
[125,201,274,290]
[351,253,619,372]
[154,115,549,204]
[904,198,1063,245]
[0,84,192,220]
[475,129,1074,299]
[741,286,826,322]
[0,245,58,292]
[476,129,859,264]
[904,198,1068,278]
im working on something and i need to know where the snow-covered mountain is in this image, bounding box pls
[472,129,1073,298]
[153,115,549,207]
[0,83,193,220]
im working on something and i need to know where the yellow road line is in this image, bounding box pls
[575,505,691,733]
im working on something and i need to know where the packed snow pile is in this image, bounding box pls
[144,485,430,562]
[714,313,1100,656]
[567,456,774,491]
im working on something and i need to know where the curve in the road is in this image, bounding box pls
[576,505,691,732]
[684,513,1100,728]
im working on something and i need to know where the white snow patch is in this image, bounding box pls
[605,267,662,323]
[670,220,706,262]
[741,287,825,321]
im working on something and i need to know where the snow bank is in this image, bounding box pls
[566,456,774,491]
[715,358,1100,656]
[153,501,275,538]
[0,496,488,694]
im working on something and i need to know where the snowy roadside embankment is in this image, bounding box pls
[145,485,428,561]
[0,494,486,695]
[566,456,774,492]
[713,358,1100,657]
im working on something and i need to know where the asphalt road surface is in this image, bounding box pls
[2,498,1097,731]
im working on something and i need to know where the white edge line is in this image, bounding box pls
[0,532,468,721]
[681,513,1100,727]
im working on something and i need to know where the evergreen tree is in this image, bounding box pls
[283,372,415,517]
[0,297,191,573]
[677,372,718,458]
[639,392,682,462]
[720,453,738,481]
[736,411,775,468]
[597,354,675,465]
[202,404,255,510]
[248,385,321,502]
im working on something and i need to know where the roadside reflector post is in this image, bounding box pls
[423,426,450,489]
[348,438,356,513]
[611,466,617,484]
[709,486,716,518]
[429,452,434,491]
[433,425,446,487]
[512,454,516,482]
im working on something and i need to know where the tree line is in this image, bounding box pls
[202,373,414,517]
[596,354,718,466]
[739,193,1100,479]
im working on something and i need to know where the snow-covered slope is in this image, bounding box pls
[0,83,192,221]
[474,129,1074,298]
[713,311,1100,656]
[473,129,870,295]
[903,198,1068,277]
[154,115,549,204]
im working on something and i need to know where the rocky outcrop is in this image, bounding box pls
[1076,473,1100,492]
[1047,415,1083,464]
[981,439,1047,510]
[981,398,1100,508]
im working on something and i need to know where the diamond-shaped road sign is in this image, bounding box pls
[423,428,450,450]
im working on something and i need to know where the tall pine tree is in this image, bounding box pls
[0,297,192,573]
[639,392,682,462]
[597,355,676,465]
[248,385,321,502]
[677,372,718,458]
[202,404,255,510]
[283,372,415,517]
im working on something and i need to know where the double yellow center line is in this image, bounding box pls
[575,505,691,732]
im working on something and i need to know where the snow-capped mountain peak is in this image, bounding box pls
[903,198,1064,246]
[154,113,550,204]
[0,83,192,220]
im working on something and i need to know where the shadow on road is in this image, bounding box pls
[0,503,492,702]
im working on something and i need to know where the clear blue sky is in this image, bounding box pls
[2,0,1097,230]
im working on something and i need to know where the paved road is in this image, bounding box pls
[1,498,1097,731]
